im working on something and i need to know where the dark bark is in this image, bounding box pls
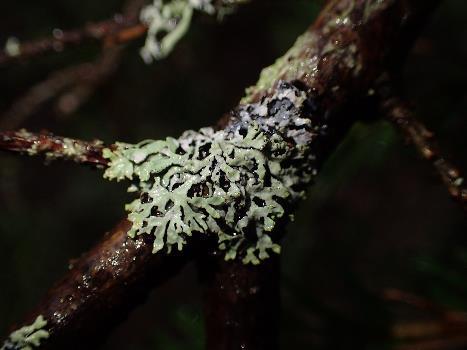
[198,255,280,350]
[17,220,192,349]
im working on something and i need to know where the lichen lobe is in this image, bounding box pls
[104,82,317,264]
[1,316,49,350]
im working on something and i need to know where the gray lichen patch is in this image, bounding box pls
[104,82,318,264]
[1,315,49,350]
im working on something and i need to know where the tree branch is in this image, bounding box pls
[13,220,193,349]
[0,0,249,66]
[2,0,443,348]
[198,254,280,350]
[0,129,108,168]
[379,93,466,210]
[0,0,146,129]
[0,16,145,65]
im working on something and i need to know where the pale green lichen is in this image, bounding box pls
[241,31,319,104]
[140,0,248,63]
[4,37,20,57]
[104,83,317,264]
[1,315,49,350]
[364,0,386,21]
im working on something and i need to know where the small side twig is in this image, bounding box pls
[0,16,145,65]
[0,0,146,128]
[384,289,467,348]
[380,95,466,210]
[383,288,467,322]
[394,336,467,350]
[0,64,95,129]
[0,129,109,167]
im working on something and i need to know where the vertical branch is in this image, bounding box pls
[198,254,280,350]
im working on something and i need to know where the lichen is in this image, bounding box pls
[104,82,317,264]
[1,315,49,350]
[4,37,20,57]
[241,31,319,103]
[364,0,387,21]
[11,129,103,164]
[140,0,248,63]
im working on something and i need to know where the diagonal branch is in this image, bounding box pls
[0,129,109,167]
[2,0,443,348]
[379,92,466,210]
[14,220,193,350]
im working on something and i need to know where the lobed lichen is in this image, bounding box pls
[103,82,318,264]
[1,315,49,350]
[140,0,248,63]
[241,31,319,104]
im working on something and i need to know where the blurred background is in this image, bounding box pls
[0,0,466,349]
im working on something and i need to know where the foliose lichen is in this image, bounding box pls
[1,315,49,350]
[241,31,319,104]
[103,82,317,264]
[140,0,248,63]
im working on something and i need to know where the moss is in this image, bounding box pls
[1,315,49,350]
[104,83,317,264]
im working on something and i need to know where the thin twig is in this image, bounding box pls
[380,94,466,210]
[0,0,146,128]
[0,64,95,129]
[394,336,467,350]
[0,129,108,167]
[383,288,467,322]
[53,0,147,117]
[0,16,145,65]
[391,321,467,340]
[0,0,249,66]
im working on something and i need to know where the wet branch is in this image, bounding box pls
[2,0,444,349]
[14,220,193,349]
[0,129,109,168]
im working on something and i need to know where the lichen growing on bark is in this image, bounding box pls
[1,315,49,350]
[104,82,317,264]
[242,31,319,104]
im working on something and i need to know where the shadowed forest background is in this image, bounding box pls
[0,0,466,349]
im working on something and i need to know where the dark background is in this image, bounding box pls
[0,1,466,349]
